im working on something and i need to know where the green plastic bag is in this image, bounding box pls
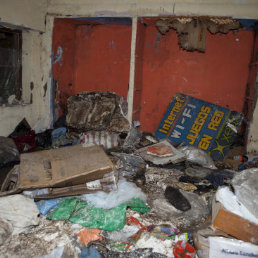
[47,198,150,231]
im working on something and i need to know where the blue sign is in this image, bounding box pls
[155,93,242,160]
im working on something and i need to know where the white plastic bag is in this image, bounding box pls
[80,177,146,209]
[0,194,39,234]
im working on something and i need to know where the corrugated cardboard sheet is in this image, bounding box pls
[19,144,115,189]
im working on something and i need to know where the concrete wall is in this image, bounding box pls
[0,0,47,31]
[0,0,51,136]
[47,0,258,19]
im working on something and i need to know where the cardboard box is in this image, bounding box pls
[212,201,258,245]
[155,93,242,160]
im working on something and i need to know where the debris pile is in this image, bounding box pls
[0,91,257,257]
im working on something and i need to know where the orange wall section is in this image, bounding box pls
[52,19,131,115]
[74,24,131,97]
[134,23,254,133]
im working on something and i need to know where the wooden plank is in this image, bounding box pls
[127,16,138,123]
[213,208,258,245]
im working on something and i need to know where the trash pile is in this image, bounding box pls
[0,92,257,257]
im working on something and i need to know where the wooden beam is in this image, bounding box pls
[128,17,138,124]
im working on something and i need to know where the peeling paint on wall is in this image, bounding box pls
[52,46,63,64]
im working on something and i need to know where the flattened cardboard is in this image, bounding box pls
[19,144,115,189]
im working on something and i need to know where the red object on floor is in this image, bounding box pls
[173,240,196,258]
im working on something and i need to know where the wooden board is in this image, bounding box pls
[213,208,258,245]
[19,144,115,189]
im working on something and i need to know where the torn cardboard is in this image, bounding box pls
[0,145,117,197]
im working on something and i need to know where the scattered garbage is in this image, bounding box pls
[0,92,256,257]
[105,224,140,242]
[232,168,258,218]
[111,152,146,184]
[19,144,115,189]
[36,198,62,216]
[0,218,12,245]
[173,240,196,258]
[208,236,258,258]
[80,247,102,258]
[134,232,174,257]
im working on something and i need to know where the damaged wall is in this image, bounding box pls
[0,12,52,136]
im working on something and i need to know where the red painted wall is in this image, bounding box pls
[74,24,131,97]
[52,18,254,133]
[134,22,254,132]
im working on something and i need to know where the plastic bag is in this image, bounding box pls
[232,168,258,219]
[80,177,146,209]
[76,228,103,246]
[47,198,150,231]
[178,146,217,169]
[36,198,62,216]
[0,136,19,168]
[0,194,39,235]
